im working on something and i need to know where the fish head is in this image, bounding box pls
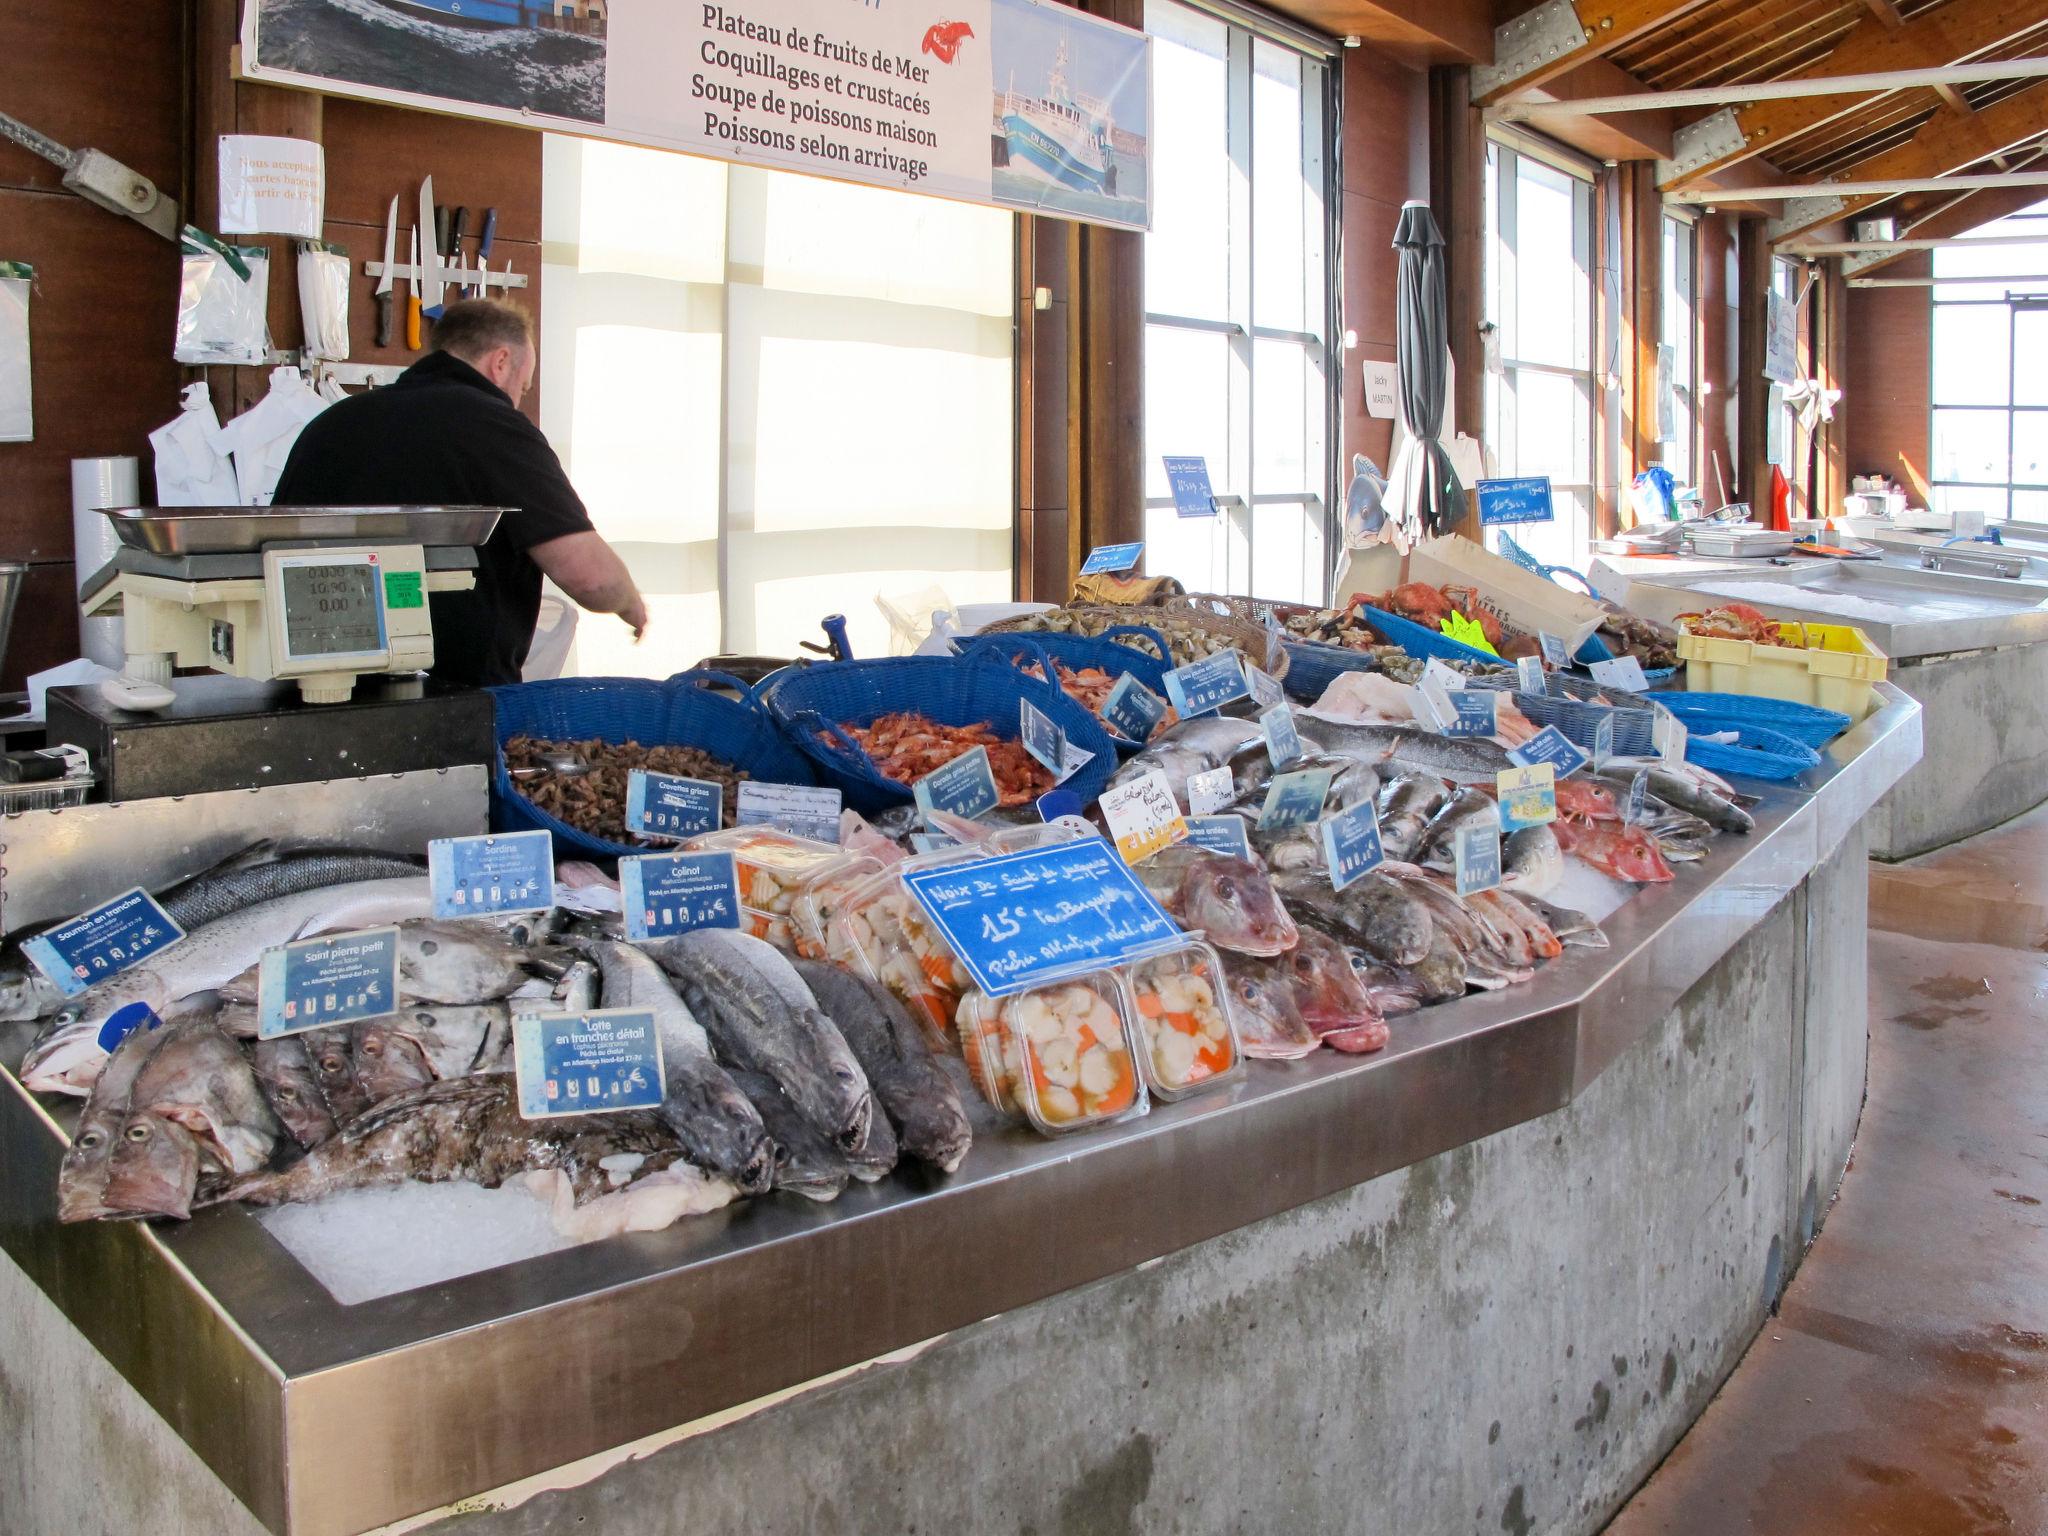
[251,1038,339,1150]
[0,965,52,1023]
[55,1105,131,1223]
[1182,857,1300,957]
[1556,780,1619,820]
[1617,828,1676,882]
[353,1020,434,1103]
[1222,960,1307,1039]
[303,1028,370,1123]
[101,1111,205,1221]
[1281,929,1379,1027]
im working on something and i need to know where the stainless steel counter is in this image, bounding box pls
[0,687,1923,1536]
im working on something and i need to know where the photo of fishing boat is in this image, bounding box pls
[989,0,1150,228]
[252,0,608,124]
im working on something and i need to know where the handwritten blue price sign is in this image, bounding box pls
[1102,673,1168,742]
[914,745,1001,824]
[256,926,399,1039]
[620,851,741,941]
[429,830,553,918]
[1257,765,1336,832]
[626,770,723,841]
[23,888,186,998]
[513,1008,666,1121]
[1320,802,1386,892]
[1477,476,1554,526]
[1497,765,1558,833]
[1261,704,1303,768]
[1510,725,1591,780]
[1454,819,1503,897]
[901,839,1182,999]
[1080,541,1145,576]
[1162,455,1217,519]
[1184,815,1253,860]
[1164,651,1249,718]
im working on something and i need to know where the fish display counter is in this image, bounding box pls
[0,662,1921,1536]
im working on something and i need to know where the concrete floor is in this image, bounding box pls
[1605,805,2048,1535]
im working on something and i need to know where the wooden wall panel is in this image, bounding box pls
[1844,254,1932,501]
[1697,213,1741,506]
[0,6,186,197]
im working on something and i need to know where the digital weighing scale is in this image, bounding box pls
[78,506,503,704]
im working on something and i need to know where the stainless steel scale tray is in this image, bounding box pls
[104,506,506,556]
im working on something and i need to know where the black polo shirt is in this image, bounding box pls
[272,351,595,687]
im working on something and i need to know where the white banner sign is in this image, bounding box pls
[242,0,1152,230]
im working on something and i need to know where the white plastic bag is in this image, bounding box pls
[174,228,271,366]
[216,366,329,506]
[150,383,242,506]
[296,241,350,362]
[0,261,30,443]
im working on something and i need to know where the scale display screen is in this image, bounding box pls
[276,555,388,664]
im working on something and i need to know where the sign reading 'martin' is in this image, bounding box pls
[242,0,1154,231]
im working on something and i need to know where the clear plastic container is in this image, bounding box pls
[826,850,986,1049]
[986,818,1099,854]
[684,827,864,953]
[789,854,885,960]
[955,974,1148,1136]
[1116,940,1245,1101]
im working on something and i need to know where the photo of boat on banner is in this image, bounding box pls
[253,0,608,123]
[990,0,1150,227]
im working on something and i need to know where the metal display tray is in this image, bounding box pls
[103,506,507,556]
[1620,559,2048,659]
[0,691,1922,1536]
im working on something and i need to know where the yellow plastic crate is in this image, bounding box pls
[1678,620,1889,721]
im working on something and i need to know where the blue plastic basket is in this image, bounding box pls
[489,671,819,860]
[956,625,1174,751]
[1573,629,1679,683]
[1652,691,1851,748]
[760,655,1120,815]
[1279,637,1390,703]
[1355,603,1505,666]
[1684,723,1822,781]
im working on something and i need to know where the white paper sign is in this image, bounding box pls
[1099,770,1189,865]
[1764,290,1799,386]
[218,135,325,238]
[1363,361,1398,420]
[1589,656,1650,694]
[0,266,30,444]
[1185,765,1236,818]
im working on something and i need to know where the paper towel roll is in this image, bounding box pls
[71,456,135,669]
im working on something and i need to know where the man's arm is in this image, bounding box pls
[530,531,649,638]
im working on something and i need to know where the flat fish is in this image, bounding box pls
[791,959,973,1175]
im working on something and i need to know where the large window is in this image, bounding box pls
[1660,213,1698,490]
[1929,200,2048,523]
[1482,137,1596,568]
[1142,1,1335,604]
[539,137,1015,673]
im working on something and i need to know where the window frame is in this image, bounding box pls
[1660,210,1700,489]
[1929,289,2048,520]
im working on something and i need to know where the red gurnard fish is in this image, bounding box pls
[1277,929,1389,1053]
[922,21,975,63]
[1555,778,1619,822]
[1553,819,1673,883]
[1215,952,1320,1060]
[1178,855,1300,958]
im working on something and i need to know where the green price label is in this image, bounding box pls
[383,570,424,610]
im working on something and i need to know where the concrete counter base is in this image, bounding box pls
[1,827,1873,1536]
[1869,645,2048,861]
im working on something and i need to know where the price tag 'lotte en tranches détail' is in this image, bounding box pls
[429,830,553,919]
[514,1008,666,1121]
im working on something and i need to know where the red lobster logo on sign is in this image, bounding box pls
[921,20,975,64]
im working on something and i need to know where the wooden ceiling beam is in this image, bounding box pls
[1266,0,1492,66]
[1660,0,2048,188]
[1472,0,1719,105]
[1766,80,2048,241]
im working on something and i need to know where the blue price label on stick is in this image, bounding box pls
[1497,765,1559,833]
[1625,769,1652,825]
[1164,651,1250,718]
[914,746,1000,824]
[1477,476,1555,526]
[620,851,742,941]
[1510,725,1591,780]
[429,830,553,918]
[901,839,1182,999]
[1454,819,1504,897]
[1246,663,1286,712]
[1162,455,1217,519]
[1019,698,1079,782]
[1261,704,1303,768]
[736,782,842,845]
[1102,673,1168,743]
[1517,655,1545,694]
[1539,632,1573,668]
[256,926,400,1040]
[626,771,723,841]
[23,888,186,998]
[1079,541,1145,576]
[513,1008,666,1121]
[1321,802,1386,893]
[1257,765,1336,832]
[1184,815,1253,860]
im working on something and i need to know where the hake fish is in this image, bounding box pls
[1376,775,1452,862]
[649,930,875,1158]
[727,1068,850,1202]
[1308,721,1514,784]
[791,959,974,1175]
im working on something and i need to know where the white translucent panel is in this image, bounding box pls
[1249,500,1324,605]
[1514,159,1587,370]
[1144,504,1226,596]
[2012,489,2048,520]
[1932,305,2011,406]
[1933,483,2009,522]
[2014,411,2048,487]
[1145,325,1236,498]
[729,169,1013,317]
[1144,1,1231,321]
[1932,408,2010,484]
[2015,309,2048,407]
[1251,40,1306,333]
[541,136,726,283]
[566,588,722,681]
[1509,369,1593,484]
[1933,238,2048,292]
[739,554,1014,662]
[1489,488,1591,573]
[1253,337,1321,495]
